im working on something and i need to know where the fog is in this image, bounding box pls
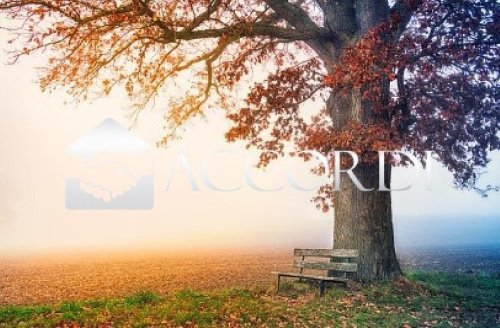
[0,32,499,256]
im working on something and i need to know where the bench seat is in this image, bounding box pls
[271,271,348,283]
[272,248,358,297]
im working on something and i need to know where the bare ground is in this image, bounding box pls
[0,250,291,305]
[1,245,499,306]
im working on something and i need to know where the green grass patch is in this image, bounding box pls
[0,271,498,327]
[124,291,161,307]
[0,305,51,323]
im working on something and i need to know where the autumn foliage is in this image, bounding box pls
[0,0,498,210]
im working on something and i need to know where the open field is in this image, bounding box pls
[1,245,500,306]
[0,250,291,305]
[399,245,500,275]
[1,247,499,327]
[0,271,499,327]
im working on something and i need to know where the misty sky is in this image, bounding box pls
[0,30,499,254]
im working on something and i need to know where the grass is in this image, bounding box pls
[0,271,498,327]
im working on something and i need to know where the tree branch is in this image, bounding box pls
[390,0,423,42]
[264,0,339,64]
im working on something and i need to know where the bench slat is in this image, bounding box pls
[293,260,358,272]
[271,271,348,283]
[294,249,358,258]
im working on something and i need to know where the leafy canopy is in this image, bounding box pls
[0,0,498,208]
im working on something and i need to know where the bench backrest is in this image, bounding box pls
[293,248,359,274]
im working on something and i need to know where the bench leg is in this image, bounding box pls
[319,281,325,298]
[277,275,281,293]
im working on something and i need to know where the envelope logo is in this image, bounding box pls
[65,118,154,210]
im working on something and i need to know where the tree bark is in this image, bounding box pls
[320,1,401,281]
[326,87,401,281]
[332,162,401,281]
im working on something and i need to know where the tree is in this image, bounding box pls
[1,0,498,280]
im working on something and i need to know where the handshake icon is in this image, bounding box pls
[65,118,154,210]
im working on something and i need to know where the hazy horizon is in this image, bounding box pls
[1,26,499,255]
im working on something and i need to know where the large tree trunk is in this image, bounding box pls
[327,89,401,281]
[333,163,401,281]
[325,74,402,281]
[320,1,401,281]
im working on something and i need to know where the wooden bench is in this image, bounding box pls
[272,248,359,297]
